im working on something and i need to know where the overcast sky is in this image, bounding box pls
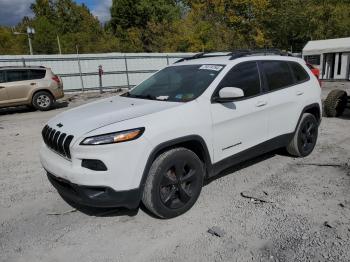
[0,0,112,26]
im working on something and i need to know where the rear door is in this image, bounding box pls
[29,69,48,88]
[210,61,269,163]
[0,70,9,104]
[3,69,31,103]
[260,60,306,139]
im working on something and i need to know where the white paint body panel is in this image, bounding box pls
[40,55,322,192]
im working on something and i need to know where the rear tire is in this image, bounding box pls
[32,91,54,111]
[286,113,318,157]
[324,89,347,117]
[142,148,204,219]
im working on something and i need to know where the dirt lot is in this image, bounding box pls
[1,83,350,262]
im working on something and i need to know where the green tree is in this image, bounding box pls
[109,0,180,51]
[0,27,27,55]
[1,0,350,55]
[25,0,120,54]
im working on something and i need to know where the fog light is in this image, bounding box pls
[82,159,107,171]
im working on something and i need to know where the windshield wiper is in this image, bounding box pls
[123,92,166,101]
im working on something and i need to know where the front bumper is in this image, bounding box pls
[47,172,141,208]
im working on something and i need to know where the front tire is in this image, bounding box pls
[142,148,204,219]
[286,113,318,157]
[32,91,54,111]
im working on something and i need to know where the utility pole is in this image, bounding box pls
[28,37,33,55]
[57,35,62,55]
[13,27,35,55]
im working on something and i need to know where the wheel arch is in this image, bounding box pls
[31,89,54,104]
[295,103,321,133]
[138,135,213,196]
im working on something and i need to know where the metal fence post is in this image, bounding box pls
[98,65,103,94]
[22,57,26,67]
[76,45,85,92]
[124,55,130,89]
[77,58,85,92]
[166,55,169,65]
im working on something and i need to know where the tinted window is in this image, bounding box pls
[218,62,261,98]
[127,64,224,102]
[0,71,5,83]
[6,70,29,82]
[29,69,46,80]
[289,62,309,83]
[261,61,294,91]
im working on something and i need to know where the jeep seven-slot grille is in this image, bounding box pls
[42,125,74,159]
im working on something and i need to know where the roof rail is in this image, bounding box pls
[0,65,46,69]
[175,52,205,63]
[174,49,292,64]
[174,52,231,63]
[228,49,291,60]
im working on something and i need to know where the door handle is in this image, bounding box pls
[0,86,5,89]
[296,91,304,96]
[256,101,267,107]
[30,83,36,86]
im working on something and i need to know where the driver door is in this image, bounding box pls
[210,61,269,163]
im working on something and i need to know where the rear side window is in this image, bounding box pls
[218,61,261,98]
[289,62,309,83]
[0,71,5,83]
[29,69,46,80]
[261,61,294,91]
[6,70,29,82]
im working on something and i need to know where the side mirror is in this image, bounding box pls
[214,87,244,102]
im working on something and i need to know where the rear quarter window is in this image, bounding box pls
[261,61,294,91]
[289,62,310,83]
[29,69,46,80]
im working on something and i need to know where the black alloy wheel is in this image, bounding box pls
[159,159,199,209]
[297,115,318,156]
[142,148,204,218]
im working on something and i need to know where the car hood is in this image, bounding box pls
[47,95,181,137]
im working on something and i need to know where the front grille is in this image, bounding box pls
[42,125,74,159]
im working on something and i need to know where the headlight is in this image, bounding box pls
[80,128,145,145]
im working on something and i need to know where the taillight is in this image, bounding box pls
[52,75,60,84]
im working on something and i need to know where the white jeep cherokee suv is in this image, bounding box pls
[40,51,322,218]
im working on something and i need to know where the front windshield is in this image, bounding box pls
[124,64,224,102]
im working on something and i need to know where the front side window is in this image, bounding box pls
[6,70,29,82]
[289,62,309,83]
[261,61,294,91]
[124,64,224,102]
[217,61,261,98]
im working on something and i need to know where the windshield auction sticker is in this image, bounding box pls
[199,65,223,71]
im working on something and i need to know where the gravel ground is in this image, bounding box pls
[0,83,350,262]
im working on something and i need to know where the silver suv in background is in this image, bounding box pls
[0,66,64,111]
